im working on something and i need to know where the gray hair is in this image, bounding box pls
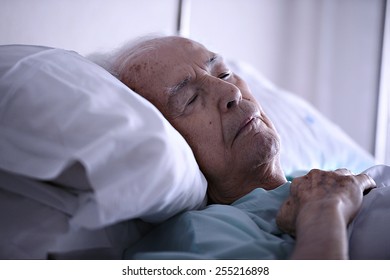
[87,34,164,81]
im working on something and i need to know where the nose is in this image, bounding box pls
[209,77,242,112]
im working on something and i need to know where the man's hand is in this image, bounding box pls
[277,168,376,235]
[276,169,376,259]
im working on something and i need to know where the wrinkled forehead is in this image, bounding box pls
[129,37,215,105]
[145,37,214,77]
[155,36,212,60]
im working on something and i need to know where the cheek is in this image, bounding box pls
[179,120,217,150]
[235,77,258,104]
[241,90,258,106]
[234,76,250,92]
[174,118,224,165]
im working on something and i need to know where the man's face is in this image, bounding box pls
[125,37,281,203]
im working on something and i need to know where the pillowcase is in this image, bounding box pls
[229,61,375,175]
[0,45,207,229]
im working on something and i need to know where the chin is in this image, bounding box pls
[255,134,281,164]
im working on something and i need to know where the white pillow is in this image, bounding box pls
[229,61,375,175]
[0,45,207,229]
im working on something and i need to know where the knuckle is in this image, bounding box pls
[335,168,353,175]
[336,174,354,184]
[308,168,322,175]
[336,168,350,172]
[306,169,323,179]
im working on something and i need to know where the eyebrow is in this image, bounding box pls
[166,54,220,97]
[166,74,192,96]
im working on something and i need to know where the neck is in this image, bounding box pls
[207,157,286,205]
[254,157,287,190]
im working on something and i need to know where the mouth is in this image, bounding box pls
[233,115,260,142]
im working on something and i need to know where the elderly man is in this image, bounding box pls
[105,36,376,259]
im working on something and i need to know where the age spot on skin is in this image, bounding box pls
[131,64,142,73]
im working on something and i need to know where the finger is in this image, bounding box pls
[335,168,354,175]
[356,173,377,193]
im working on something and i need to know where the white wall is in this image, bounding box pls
[0,0,385,157]
[376,1,390,165]
[0,0,178,55]
[188,0,385,156]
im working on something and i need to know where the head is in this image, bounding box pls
[111,36,286,204]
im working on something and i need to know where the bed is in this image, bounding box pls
[0,0,387,260]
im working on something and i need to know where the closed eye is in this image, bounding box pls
[187,94,198,106]
[218,71,232,80]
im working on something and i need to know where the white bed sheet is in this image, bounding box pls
[0,169,154,259]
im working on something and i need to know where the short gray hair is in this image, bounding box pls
[87,34,164,81]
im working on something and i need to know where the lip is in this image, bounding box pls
[234,114,260,142]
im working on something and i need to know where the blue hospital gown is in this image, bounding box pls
[124,165,390,259]
[124,183,295,259]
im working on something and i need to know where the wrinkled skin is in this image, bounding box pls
[277,168,376,236]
